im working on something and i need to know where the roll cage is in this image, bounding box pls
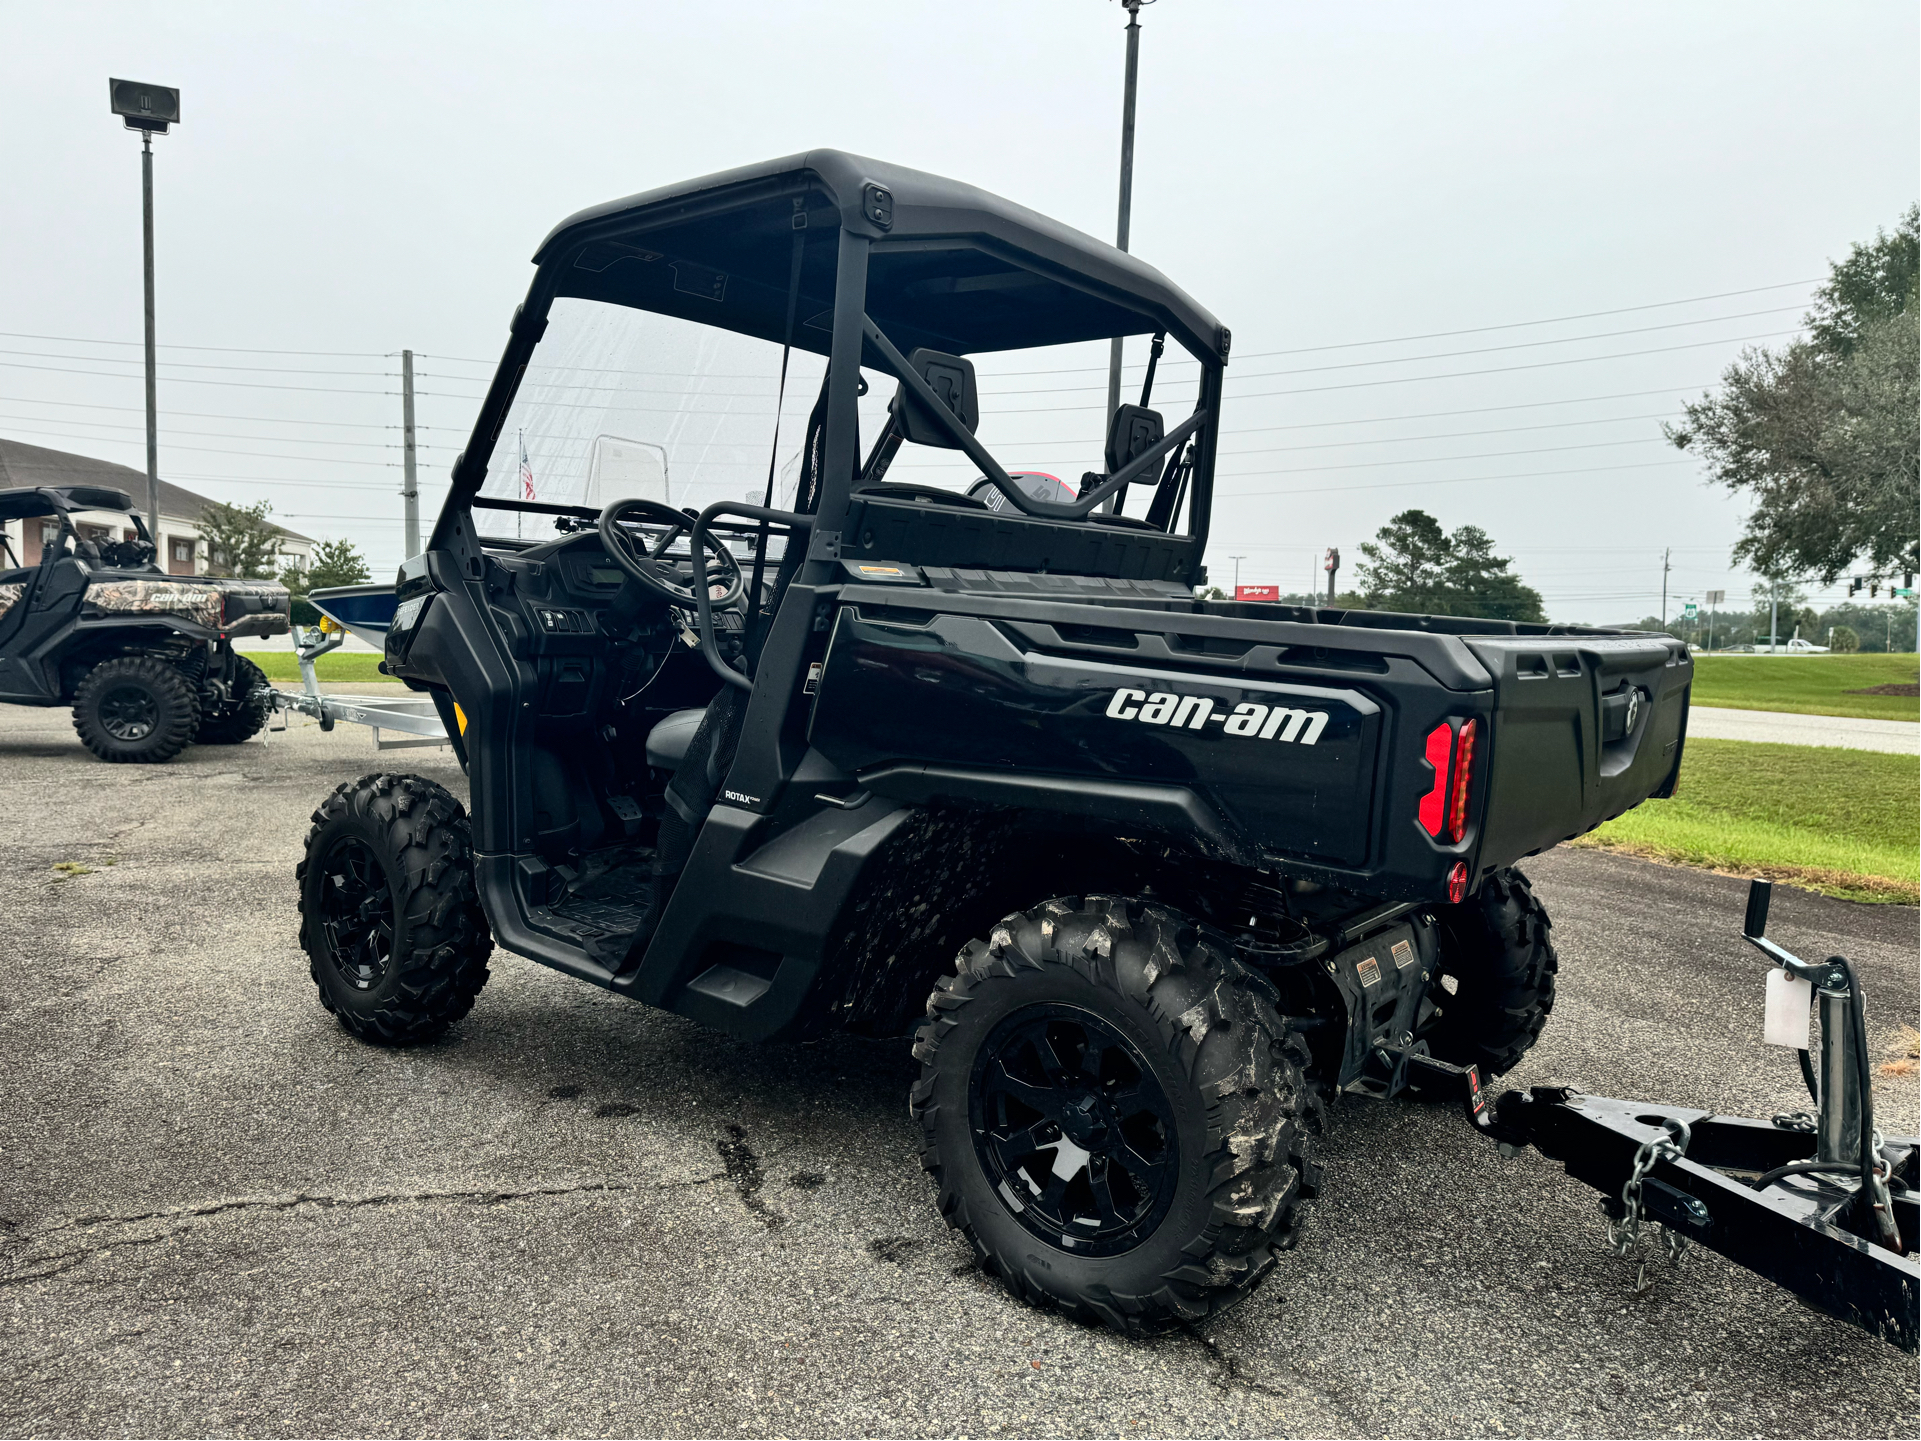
[0,485,153,569]
[432,149,1230,594]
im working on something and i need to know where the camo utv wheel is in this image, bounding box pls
[912,896,1321,1337]
[1423,866,1558,1077]
[71,656,199,764]
[195,656,270,744]
[297,773,493,1045]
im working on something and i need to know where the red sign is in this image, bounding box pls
[1235,585,1279,602]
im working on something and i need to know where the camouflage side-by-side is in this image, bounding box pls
[81,576,291,635]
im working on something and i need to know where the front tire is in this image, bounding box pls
[71,656,199,764]
[912,896,1320,1337]
[296,773,493,1045]
[195,655,270,744]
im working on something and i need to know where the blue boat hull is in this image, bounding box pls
[309,583,399,649]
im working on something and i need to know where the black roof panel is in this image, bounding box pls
[533,150,1227,361]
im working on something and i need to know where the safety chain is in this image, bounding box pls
[1606,1116,1692,1295]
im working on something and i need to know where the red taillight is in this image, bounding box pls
[1419,718,1477,843]
[1448,719,1477,843]
[1418,723,1453,837]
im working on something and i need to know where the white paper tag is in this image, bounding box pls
[1764,968,1812,1049]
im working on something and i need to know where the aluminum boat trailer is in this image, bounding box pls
[263,620,447,750]
[1402,879,1917,1352]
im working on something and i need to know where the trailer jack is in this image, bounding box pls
[1417,879,1918,1352]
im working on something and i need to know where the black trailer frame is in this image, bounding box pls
[1407,879,1918,1353]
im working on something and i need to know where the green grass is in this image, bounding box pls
[250,651,398,684]
[1690,653,1918,720]
[1575,738,1919,903]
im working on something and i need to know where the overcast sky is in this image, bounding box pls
[3,1,1915,620]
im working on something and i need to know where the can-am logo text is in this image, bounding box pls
[1104,688,1328,745]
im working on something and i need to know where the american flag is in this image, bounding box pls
[518,436,536,500]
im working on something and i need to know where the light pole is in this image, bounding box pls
[401,350,420,558]
[109,80,180,544]
[1228,554,1246,595]
[1103,0,1153,512]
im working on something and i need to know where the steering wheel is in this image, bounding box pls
[597,497,745,608]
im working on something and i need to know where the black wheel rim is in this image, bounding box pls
[969,1003,1180,1257]
[98,684,160,742]
[316,836,396,991]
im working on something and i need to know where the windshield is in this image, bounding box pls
[478,297,1205,533]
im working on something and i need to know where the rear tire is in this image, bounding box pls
[71,656,199,764]
[195,655,270,744]
[296,773,493,1045]
[1423,866,1558,1076]
[911,895,1321,1337]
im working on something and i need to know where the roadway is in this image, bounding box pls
[0,706,1914,1438]
[1688,704,1919,755]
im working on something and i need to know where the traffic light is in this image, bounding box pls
[1849,577,1862,597]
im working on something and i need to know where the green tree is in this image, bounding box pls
[1829,625,1860,653]
[1355,509,1546,622]
[1669,206,1919,585]
[199,499,284,579]
[281,537,371,626]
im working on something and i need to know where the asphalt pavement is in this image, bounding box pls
[1,705,1916,1439]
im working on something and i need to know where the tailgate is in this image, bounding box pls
[1465,633,1691,867]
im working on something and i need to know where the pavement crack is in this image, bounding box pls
[3,1173,725,1268]
[716,1123,785,1229]
[1185,1326,1289,1399]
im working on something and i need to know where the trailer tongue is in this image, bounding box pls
[1413,879,1916,1352]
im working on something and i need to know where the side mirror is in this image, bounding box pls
[891,349,979,449]
[1105,404,1165,476]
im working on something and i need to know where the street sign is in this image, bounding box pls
[1236,585,1279,602]
[1705,590,1725,606]
[1684,602,1698,619]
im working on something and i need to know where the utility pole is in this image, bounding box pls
[1103,0,1148,511]
[109,81,180,541]
[1659,547,1671,633]
[401,350,420,558]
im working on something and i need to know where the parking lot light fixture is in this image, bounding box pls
[108,79,179,540]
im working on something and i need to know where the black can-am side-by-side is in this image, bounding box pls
[0,484,288,763]
[294,152,1914,1347]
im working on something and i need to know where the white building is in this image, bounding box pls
[0,437,314,577]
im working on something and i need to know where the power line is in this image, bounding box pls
[978,306,1805,396]
[407,306,1797,400]
[0,360,397,396]
[1206,387,1708,436]
[0,393,405,432]
[0,411,400,450]
[1218,456,1692,500]
[0,420,402,468]
[987,331,1796,414]
[0,346,390,379]
[411,278,1821,374]
[0,330,393,359]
